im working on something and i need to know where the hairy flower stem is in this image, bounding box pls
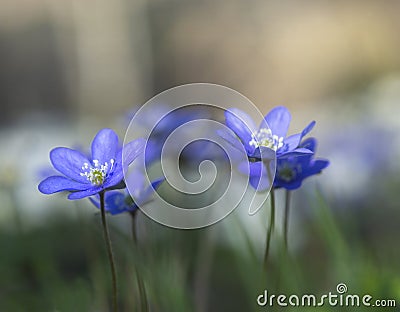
[130,212,149,312]
[99,191,118,312]
[284,190,291,251]
[263,189,275,270]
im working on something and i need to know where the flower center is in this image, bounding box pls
[277,162,301,182]
[249,128,284,151]
[80,159,114,186]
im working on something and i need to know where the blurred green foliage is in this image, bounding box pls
[1,188,399,311]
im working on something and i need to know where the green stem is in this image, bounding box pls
[100,191,118,312]
[263,189,275,270]
[130,211,138,244]
[284,190,291,251]
[130,212,149,312]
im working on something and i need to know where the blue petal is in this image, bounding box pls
[225,108,256,153]
[135,177,164,206]
[122,138,145,168]
[102,164,124,189]
[277,147,313,158]
[50,147,91,183]
[38,175,88,194]
[89,191,132,214]
[217,128,246,153]
[68,187,102,200]
[263,106,291,138]
[282,134,301,152]
[144,139,161,165]
[301,121,316,138]
[274,156,329,190]
[313,159,329,170]
[238,161,271,191]
[126,167,145,192]
[305,159,329,177]
[151,178,165,190]
[101,139,145,190]
[237,160,251,175]
[226,108,257,133]
[300,137,317,152]
[249,171,271,192]
[91,128,119,164]
[105,191,129,214]
[89,196,100,208]
[283,121,316,153]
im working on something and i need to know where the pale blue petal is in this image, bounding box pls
[263,106,291,138]
[283,121,316,152]
[50,147,91,183]
[91,128,119,164]
[38,175,88,194]
[135,177,164,206]
[225,108,256,153]
[122,138,145,168]
[68,187,102,200]
[217,128,246,153]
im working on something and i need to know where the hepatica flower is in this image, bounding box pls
[274,137,329,190]
[136,105,213,165]
[220,106,315,191]
[38,128,145,199]
[89,169,164,215]
[221,106,314,160]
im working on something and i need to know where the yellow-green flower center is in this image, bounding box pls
[277,162,301,182]
[249,128,284,151]
[80,159,114,186]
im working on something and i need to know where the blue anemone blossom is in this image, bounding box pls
[89,169,164,215]
[220,106,315,191]
[38,128,145,200]
[274,138,329,190]
[137,105,213,165]
[220,106,315,160]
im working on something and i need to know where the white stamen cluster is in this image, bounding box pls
[249,128,284,151]
[80,159,114,185]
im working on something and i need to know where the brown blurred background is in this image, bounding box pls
[1,1,400,311]
[1,0,400,125]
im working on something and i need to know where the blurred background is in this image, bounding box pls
[1,0,400,311]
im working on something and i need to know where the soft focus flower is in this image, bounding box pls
[220,106,315,191]
[221,106,315,160]
[89,169,164,215]
[38,128,145,200]
[274,138,329,190]
[129,105,208,164]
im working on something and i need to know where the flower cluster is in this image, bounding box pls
[221,106,329,191]
[37,106,329,309]
[221,105,329,262]
[38,106,329,212]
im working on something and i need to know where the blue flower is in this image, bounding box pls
[38,128,145,200]
[274,138,329,190]
[221,106,315,160]
[89,169,164,215]
[220,106,315,191]
[131,104,214,165]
